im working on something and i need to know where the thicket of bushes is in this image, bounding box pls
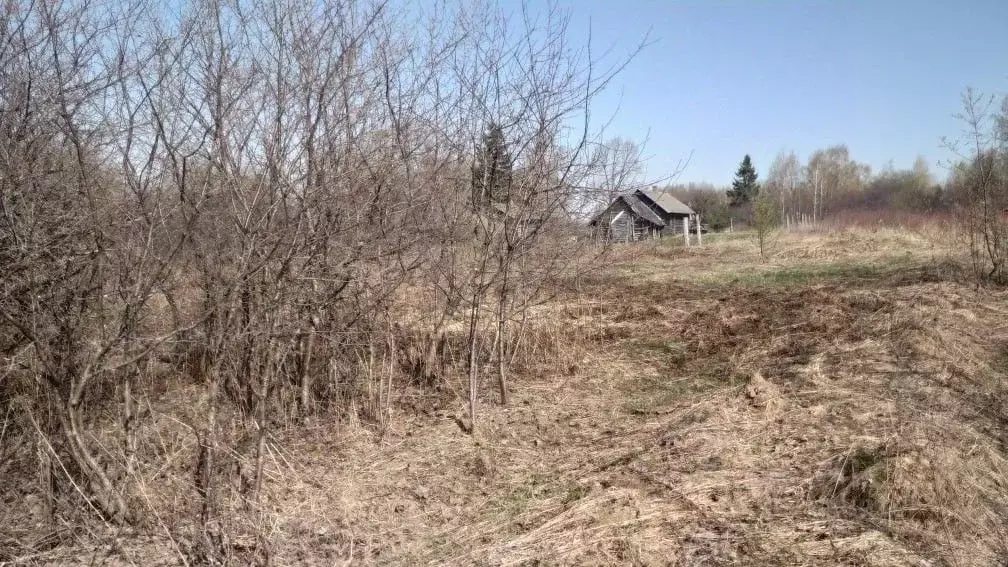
[0,0,637,560]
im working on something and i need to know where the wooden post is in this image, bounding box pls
[682,217,690,247]
[696,214,702,246]
[729,218,734,233]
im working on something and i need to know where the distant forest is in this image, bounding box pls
[663,146,947,231]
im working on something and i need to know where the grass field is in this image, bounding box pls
[18,226,1008,566]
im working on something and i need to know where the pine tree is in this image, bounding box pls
[472,122,513,208]
[728,154,760,207]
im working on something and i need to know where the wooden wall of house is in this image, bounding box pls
[611,213,634,242]
[660,213,691,236]
[593,200,629,242]
[631,218,659,241]
[611,215,660,242]
[592,200,664,242]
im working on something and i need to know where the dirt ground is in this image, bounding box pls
[9,227,1008,566]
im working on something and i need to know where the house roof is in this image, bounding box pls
[588,193,666,227]
[619,193,666,227]
[637,189,695,216]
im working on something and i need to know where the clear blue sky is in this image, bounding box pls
[543,0,1008,186]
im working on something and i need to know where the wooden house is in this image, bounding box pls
[590,188,696,242]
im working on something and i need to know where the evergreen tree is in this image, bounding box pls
[472,122,513,208]
[728,154,760,206]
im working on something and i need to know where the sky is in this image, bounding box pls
[530,0,1008,186]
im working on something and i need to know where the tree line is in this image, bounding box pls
[650,146,946,232]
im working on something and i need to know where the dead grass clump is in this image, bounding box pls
[507,312,593,379]
[842,289,892,312]
[744,372,781,413]
[808,436,1001,528]
[823,209,956,235]
[809,443,892,512]
[677,309,732,354]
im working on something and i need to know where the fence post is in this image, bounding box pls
[683,217,690,247]
[696,214,702,246]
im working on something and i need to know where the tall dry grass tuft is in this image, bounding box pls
[822,209,956,234]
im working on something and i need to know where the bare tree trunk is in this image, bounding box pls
[64,385,127,523]
[495,246,512,406]
[123,370,138,478]
[298,321,317,417]
[495,321,507,405]
[36,432,56,528]
[253,347,272,507]
[466,297,480,433]
[196,348,219,534]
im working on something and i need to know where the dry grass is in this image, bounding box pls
[6,225,1008,565]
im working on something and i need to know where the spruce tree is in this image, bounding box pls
[728,154,760,206]
[472,122,513,208]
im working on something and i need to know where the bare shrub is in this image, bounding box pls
[945,89,1008,284]
[0,0,644,560]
